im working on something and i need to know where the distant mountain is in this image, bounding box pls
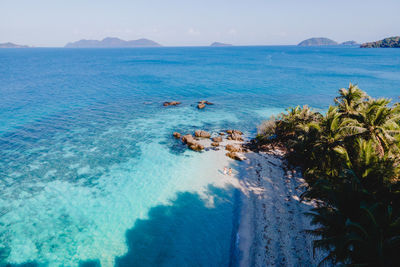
[210,42,232,47]
[341,41,359,46]
[361,36,400,48]
[297,37,338,46]
[0,42,28,48]
[65,37,161,48]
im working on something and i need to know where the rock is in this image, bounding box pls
[212,136,222,142]
[181,134,197,146]
[226,129,243,135]
[197,103,206,109]
[211,142,220,147]
[173,132,181,138]
[219,132,225,136]
[163,101,181,107]
[226,152,246,161]
[230,133,244,141]
[198,100,213,105]
[225,144,242,152]
[189,143,204,151]
[194,130,211,138]
[225,129,244,141]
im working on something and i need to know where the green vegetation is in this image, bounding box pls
[361,36,400,48]
[257,84,400,266]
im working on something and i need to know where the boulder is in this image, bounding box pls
[181,134,196,146]
[211,142,220,147]
[195,130,211,138]
[226,152,246,161]
[197,103,206,109]
[225,144,242,152]
[163,101,181,107]
[198,100,207,104]
[173,132,181,139]
[212,136,222,142]
[189,143,204,151]
[205,101,214,105]
[219,132,225,136]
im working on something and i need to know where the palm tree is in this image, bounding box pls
[334,83,369,116]
[343,98,400,157]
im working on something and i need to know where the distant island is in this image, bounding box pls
[210,42,232,47]
[65,37,161,48]
[361,36,400,48]
[341,40,359,46]
[0,42,28,48]
[297,37,338,46]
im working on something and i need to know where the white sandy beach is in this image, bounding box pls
[236,150,321,267]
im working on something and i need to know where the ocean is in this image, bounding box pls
[0,46,399,266]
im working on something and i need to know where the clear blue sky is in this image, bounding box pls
[1,0,399,47]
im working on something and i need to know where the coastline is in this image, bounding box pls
[236,148,320,266]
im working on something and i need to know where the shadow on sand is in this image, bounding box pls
[115,185,240,267]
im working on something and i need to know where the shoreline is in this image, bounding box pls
[235,148,319,266]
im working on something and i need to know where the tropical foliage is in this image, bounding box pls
[257,84,400,266]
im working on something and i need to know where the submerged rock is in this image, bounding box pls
[197,103,206,109]
[163,101,181,107]
[195,130,211,138]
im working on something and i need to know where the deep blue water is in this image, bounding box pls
[0,46,399,266]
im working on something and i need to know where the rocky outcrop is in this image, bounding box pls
[195,130,211,138]
[174,128,245,154]
[226,152,246,161]
[163,101,181,107]
[197,103,206,109]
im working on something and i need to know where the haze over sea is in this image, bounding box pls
[1,46,399,266]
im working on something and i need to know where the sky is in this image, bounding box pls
[1,0,400,47]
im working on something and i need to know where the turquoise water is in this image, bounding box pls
[0,46,399,266]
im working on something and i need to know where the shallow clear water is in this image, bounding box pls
[0,46,399,266]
